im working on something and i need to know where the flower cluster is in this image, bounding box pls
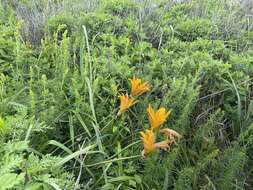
[141,104,181,156]
[118,77,150,115]
[119,77,182,156]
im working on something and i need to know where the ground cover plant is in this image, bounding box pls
[0,0,253,189]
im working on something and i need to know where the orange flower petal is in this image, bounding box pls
[147,104,172,130]
[140,129,155,155]
[129,77,150,97]
[118,93,138,114]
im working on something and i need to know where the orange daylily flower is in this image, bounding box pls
[140,129,155,155]
[118,93,138,114]
[129,77,150,97]
[147,104,172,130]
[140,129,173,155]
[160,128,182,142]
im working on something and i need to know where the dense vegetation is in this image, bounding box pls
[0,0,253,189]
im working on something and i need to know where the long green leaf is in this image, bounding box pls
[54,144,96,167]
[48,140,73,155]
[74,111,91,137]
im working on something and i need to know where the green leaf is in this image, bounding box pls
[53,144,97,167]
[0,173,24,190]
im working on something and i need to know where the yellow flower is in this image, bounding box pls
[140,129,173,155]
[118,93,138,114]
[129,77,150,97]
[160,128,182,142]
[147,104,172,130]
[140,129,155,155]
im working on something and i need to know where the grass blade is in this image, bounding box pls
[48,140,73,155]
[74,111,91,137]
[54,144,96,167]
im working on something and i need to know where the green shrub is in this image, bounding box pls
[175,19,212,41]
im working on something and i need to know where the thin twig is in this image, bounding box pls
[197,77,253,102]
